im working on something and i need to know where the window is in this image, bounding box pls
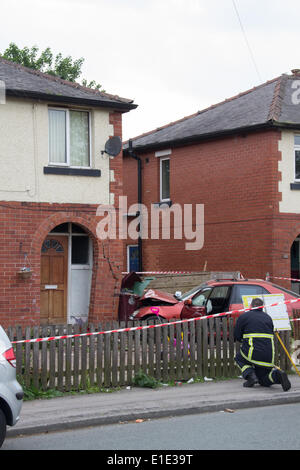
[48,108,90,168]
[160,157,170,201]
[127,245,139,272]
[231,284,269,304]
[294,135,300,180]
[191,288,212,306]
[208,286,232,314]
[71,236,90,264]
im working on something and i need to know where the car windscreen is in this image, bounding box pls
[179,284,208,301]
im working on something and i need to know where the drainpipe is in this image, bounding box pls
[128,139,143,272]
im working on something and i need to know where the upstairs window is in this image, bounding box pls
[48,108,90,168]
[160,157,170,201]
[295,135,300,180]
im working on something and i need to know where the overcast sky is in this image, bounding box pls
[1,0,300,140]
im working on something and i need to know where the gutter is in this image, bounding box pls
[5,89,137,113]
[127,139,143,272]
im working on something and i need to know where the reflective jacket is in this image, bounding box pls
[234,308,275,368]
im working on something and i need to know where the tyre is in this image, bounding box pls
[0,408,7,448]
[145,315,164,324]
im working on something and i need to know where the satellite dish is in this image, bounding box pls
[102,136,122,157]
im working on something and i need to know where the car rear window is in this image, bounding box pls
[231,284,270,304]
[270,283,300,298]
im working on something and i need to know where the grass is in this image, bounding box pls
[17,372,247,401]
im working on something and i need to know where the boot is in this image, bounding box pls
[243,370,258,388]
[277,369,291,392]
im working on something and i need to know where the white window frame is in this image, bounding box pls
[294,135,300,181]
[160,157,170,202]
[48,107,92,169]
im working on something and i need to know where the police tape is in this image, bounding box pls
[11,296,300,345]
[269,276,300,282]
[122,271,194,275]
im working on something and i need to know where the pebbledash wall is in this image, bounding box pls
[123,128,300,288]
[0,98,124,329]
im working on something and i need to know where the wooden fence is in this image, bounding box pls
[7,318,292,393]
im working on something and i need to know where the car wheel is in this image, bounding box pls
[145,315,165,323]
[0,408,7,448]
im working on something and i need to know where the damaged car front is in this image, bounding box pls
[129,284,207,322]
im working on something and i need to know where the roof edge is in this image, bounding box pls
[123,122,277,153]
[5,89,138,112]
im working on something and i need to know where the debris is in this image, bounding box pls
[187,378,194,384]
[224,408,235,413]
[204,376,213,381]
[126,386,131,390]
[135,419,144,423]
[175,381,183,386]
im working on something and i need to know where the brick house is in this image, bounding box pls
[0,57,137,329]
[123,71,300,292]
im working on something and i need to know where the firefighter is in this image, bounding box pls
[234,297,291,391]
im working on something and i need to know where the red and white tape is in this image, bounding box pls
[269,276,300,283]
[122,271,194,275]
[11,296,300,345]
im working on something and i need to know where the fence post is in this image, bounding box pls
[49,325,56,390]
[96,322,103,389]
[41,325,48,391]
[119,322,126,386]
[215,318,221,378]
[189,321,196,379]
[162,323,169,383]
[112,322,119,387]
[222,317,229,378]
[104,323,111,388]
[196,319,202,378]
[202,319,208,378]
[175,322,182,381]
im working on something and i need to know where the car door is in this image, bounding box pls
[180,287,213,319]
[181,285,233,319]
[229,283,270,321]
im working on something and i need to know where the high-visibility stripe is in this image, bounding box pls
[240,349,274,368]
[242,333,275,367]
[268,370,275,383]
[239,364,252,373]
[248,337,254,361]
[243,333,274,339]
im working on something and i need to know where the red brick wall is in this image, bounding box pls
[123,129,300,285]
[0,111,124,329]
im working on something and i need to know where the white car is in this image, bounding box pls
[0,325,23,447]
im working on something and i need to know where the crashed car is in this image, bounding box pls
[129,278,300,323]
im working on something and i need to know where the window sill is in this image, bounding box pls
[152,200,172,208]
[44,167,101,177]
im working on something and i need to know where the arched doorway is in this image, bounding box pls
[40,223,93,325]
[291,235,300,294]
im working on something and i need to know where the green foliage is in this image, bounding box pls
[133,370,160,389]
[1,42,104,90]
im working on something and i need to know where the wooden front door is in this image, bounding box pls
[40,236,68,325]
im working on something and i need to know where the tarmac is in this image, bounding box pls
[7,374,300,438]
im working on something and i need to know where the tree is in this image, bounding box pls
[1,43,104,91]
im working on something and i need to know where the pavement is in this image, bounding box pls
[7,374,300,438]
